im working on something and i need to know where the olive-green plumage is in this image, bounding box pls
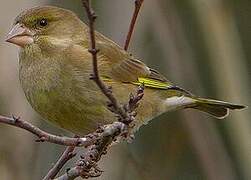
[8,6,245,135]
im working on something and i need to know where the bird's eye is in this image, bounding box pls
[39,18,48,27]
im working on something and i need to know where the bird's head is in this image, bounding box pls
[6,6,86,48]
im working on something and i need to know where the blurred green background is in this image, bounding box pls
[0,0,250,179]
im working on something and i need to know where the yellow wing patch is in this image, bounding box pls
[102,77,172,90]
[132,77,172,89]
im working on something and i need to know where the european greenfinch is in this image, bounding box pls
[6,6,245,135]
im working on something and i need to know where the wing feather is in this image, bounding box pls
[75,34,174,90]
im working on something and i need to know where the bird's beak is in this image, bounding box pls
[5,23,34,47]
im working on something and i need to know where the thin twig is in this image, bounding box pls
[81,0,132,123]
[124,0,145,51]
[0,115,94,147]
[43,146,76,180]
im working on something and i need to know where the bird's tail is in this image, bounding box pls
[192,97,246,119]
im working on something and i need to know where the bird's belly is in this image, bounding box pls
[24,87,115,135]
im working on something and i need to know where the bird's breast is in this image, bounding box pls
[18,48,114,134]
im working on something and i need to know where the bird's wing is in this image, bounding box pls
[95,39,174,90]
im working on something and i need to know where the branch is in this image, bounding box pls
[54,122,126,179]
[43,146,76,180]
[0,82,144,180]
[0,115,94,147]
[124,0,145,51]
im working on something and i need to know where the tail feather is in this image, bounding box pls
[193,97,246,119]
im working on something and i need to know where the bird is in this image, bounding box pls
[6,6,245,135]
